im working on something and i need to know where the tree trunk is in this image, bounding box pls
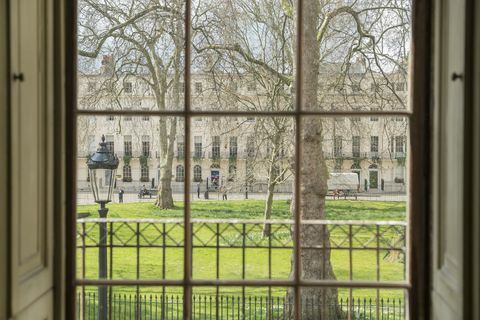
[155,116,176,208]
[262,179,276,237]
[286,1,339,318]
[155,8,183,209]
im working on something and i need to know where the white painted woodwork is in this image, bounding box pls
[9,0,54,318]
[431,0,466,318]
[0,0,9,318]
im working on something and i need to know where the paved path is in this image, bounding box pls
[76,191,406,205]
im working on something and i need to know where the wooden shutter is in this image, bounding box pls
[431,0,466,318]
[9,0,55,318]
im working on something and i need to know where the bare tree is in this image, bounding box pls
[193,0,410,317]
[78,0,185,208]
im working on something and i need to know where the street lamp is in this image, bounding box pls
[87,135,119,320]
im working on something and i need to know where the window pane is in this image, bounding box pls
[77,0,185,111]
[190,116,295,280]
[299,288,407,319]
[300,116,408,282]
[191,0,295,112]
[76,116,185,281]
[300,1,411,112]
[192,287,294,319]
[76,286,184,320]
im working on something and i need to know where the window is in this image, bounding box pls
[211,136,220,159]
[193,165,202,182]
[177,137,184,158]
[352,136,360,158]
[194,82,202,94]
[123,136,132,156]
[194,136,202,158]
[140,165,149,182]
[229,136,238,158]
[246,136,255,157]
[176,165,184,182]
[370,135,379,156]
[124,81,133,93]
[105,135,114,153]
[122,165,132,182]
[73,0,422,318]
[395,135,406,156]
[334,135,343,157]
[142,135,150,157]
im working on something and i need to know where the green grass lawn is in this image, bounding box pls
[77,200,406,301]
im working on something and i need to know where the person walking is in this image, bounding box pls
[221,185,228,200]
[118,188,124,203]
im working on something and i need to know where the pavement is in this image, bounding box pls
[76,191,406,205]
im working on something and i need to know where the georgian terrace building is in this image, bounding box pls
[77,57,408,194]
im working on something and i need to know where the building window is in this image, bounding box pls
[194,82,202,94]
[122,165,132,182]
[352,136,360,158]
[211,136,220,159]
[193,165,202,182]
[370,136,379,156]
[142,135,150,157]
[124,81,133,93]
[124,136,132,156]
[140,165,149,182]
[229,137,238,158]
[246,136,255,157]
[177,137,184,158]
[105,135,114,153]
[176,165,184,182]
[395,135,406,156]
[194,136,202,158]
[334,136,343,157]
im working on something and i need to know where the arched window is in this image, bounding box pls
[193,165,202,182]
[176,165,184,182]
[140,165,149,182]
[123,165,132,182]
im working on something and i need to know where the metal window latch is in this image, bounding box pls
[451,72,463,81]
[12,72,24,82]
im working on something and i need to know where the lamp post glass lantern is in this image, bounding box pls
[87,135,119,204]
[86,134,119,320]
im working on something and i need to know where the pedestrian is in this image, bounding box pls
[197,182,201,198]
[118,188,124,203]
[222,186,228,200]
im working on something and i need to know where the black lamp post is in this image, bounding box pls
[87,135,119,320]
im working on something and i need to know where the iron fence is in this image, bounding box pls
[76,291,405,319]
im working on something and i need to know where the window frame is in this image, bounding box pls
[65,0,433,318]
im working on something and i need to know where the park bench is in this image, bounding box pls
[138,189,156,199]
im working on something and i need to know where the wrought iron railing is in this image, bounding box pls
[76,291,405,319]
